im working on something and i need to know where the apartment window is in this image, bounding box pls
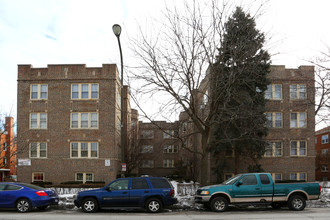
[290,141,307,156]
[265,142,282,157]
[163,145,178,153]
[76,173,94,183]
[141,130,154,139]
[140,160,154,168]
[265,84,282,100]
[163,159,175,168]
[321,165,328,172]
[71,83,99,99]
[224,173,234,180]
[322,135,329,144]
[70,113,98,129]
[70,142,98,158]
[266,112,282,128]
[322,149,329,154]
[290,112,307,128]
[163,130,177,139]
[290,84,306,100]
[32,172,44,182]
[271,173,282,183]
[30,84,48,100]
[30,142,47,158]
[30,113,47,129]
[2,142,7,151]
[140,145,153,153]
[290,172,306,181]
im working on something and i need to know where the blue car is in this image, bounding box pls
[0,182,59,212]
[74,177,177,213]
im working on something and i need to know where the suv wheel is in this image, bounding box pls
[16,199,32,213]
[210,197,228,212]
[146,198,162,213]
[82,198,99,213]
[288,195,306,211]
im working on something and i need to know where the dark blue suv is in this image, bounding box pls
[74,177,177,213]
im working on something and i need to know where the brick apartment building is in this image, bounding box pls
[315,127,330,181]
[0,117,17,181]
[17,64,128,184]
[180,65,316,183]
[138,121,180,177]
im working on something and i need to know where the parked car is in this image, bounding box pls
[195,173,321,212]
[74,177,177,213]
[0,182,59,212]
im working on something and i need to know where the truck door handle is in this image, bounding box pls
[144,191,149,193]
[256,188,260,190]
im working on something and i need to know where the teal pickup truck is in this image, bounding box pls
[195,173,320,212]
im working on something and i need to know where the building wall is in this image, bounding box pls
[17,64,122,184]
[315,127,330,181]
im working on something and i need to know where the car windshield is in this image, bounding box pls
[222,174,242,185]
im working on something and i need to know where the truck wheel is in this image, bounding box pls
[81,198,99,213]
[146,198,163,213]
[16,199,32,213]
[288,195,306,211]
[210,197,228,212]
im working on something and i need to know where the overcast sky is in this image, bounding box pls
[1,0,330,125]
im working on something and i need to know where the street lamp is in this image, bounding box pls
[112,24,125,175]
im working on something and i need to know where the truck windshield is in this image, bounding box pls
[222,174,242,185]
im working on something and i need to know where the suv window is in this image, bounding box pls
[132,179,149,189]
[150,178,171,188]
[109,179,129,190]
[260,174,271,184]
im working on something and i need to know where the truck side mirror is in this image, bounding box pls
[236,181,242,187]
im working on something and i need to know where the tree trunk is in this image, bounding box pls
[199,133,210,186]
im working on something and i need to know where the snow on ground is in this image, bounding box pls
[50,181,330,210]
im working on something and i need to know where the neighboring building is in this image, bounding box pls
[0,117,17,181]
[315,127,330,181]
[17,64,125,184]
[138,121,180,177]
[180,65,316,183]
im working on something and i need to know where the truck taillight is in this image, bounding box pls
[35,191,48,196]
[170,189,175,197]
[319,184,322,193]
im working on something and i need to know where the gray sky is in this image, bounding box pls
[1,0,330,124]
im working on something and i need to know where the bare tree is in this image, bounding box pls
[128,0,268,185]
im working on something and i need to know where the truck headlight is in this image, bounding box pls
[201,191,209,195]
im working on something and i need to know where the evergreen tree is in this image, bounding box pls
[210,7,271,178]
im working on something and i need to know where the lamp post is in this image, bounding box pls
[112,24,125,176]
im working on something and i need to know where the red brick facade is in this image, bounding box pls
[315,127,330,181]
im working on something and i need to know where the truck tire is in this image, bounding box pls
[210,197,228,212]
[81,198,99,213]
[146,198,163,213]
[288,195,306,211]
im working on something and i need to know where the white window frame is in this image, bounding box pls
[32,172,45,182]
[75,172,94,183]
[70,112,98,129]
[141,130,154,139]
[30,84,48,100]
[29,142,47,158]
[140,145,153,153]
[70,142,99,158]
[290,140,307,156]
[71,83,99,100]
[290,84,307,100]
[290,112,307,128]
[265,84,282,100]
[322,149,329,154]
[322,135,329,144]
[271,173,282,182]
[290,172,307,181]
[29,113,47,129]
[266,112,282,128]
[140,160,154,168]
[321,165,328,172]
[163,159,175,168]
[264,142,282,157]
[163,130,176,139]
[163,145,178,153]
